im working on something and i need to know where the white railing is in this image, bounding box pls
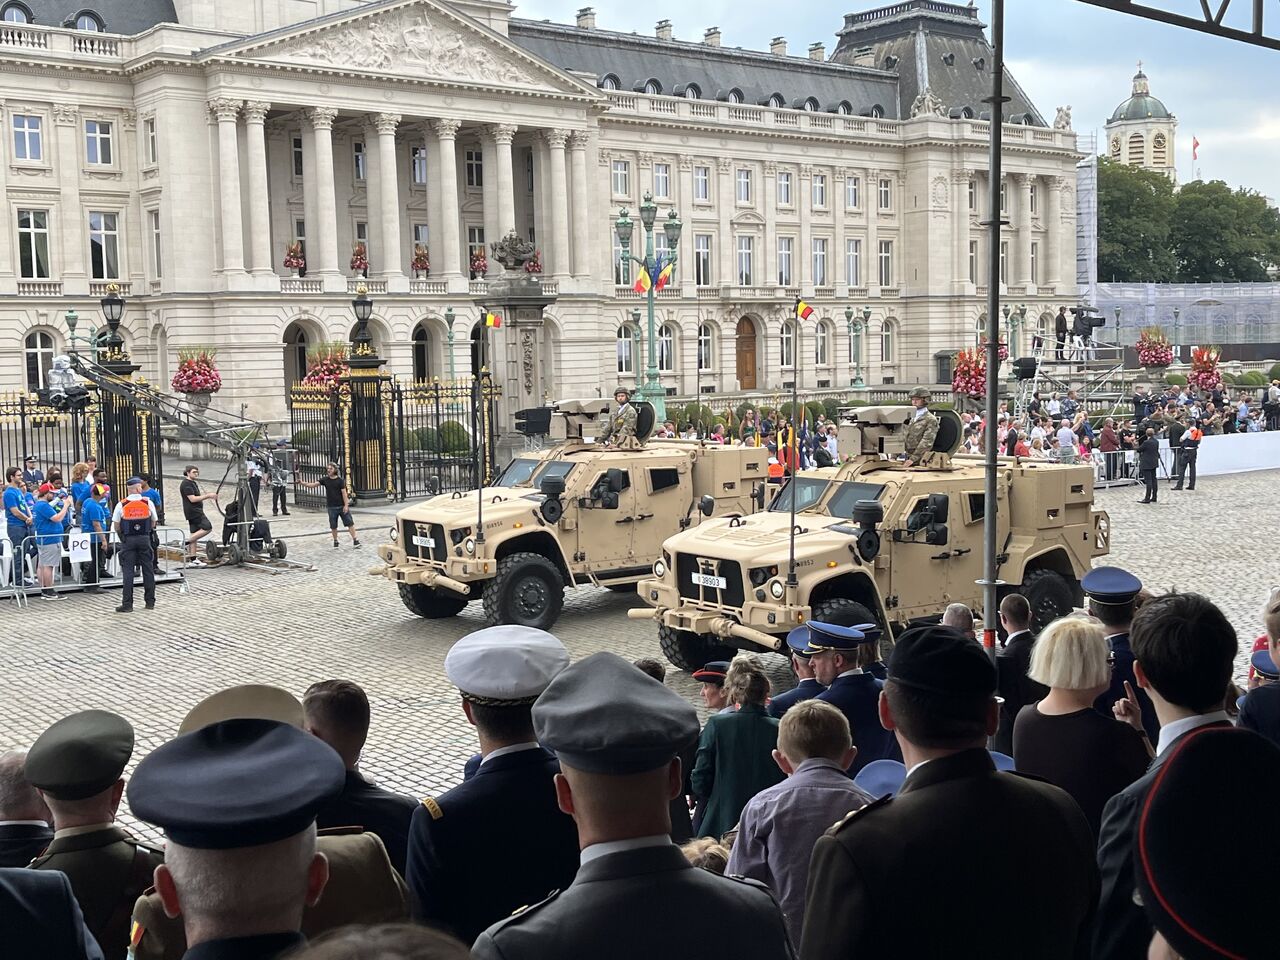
[690,102,717,119]
[17,280,61,296]
[814,286,836,299]
[280,277,323,294]
[409,279,447,295]
[0,22,123,57]
[469,280,488,295]
[696,288,721,300]
[349,279,386,294]
[72,34,118,56]
[89,281,131,296]
[848,286,868,299]
[149,280,161,294]
[879,286,901,298]
[649,99,678,115]
[728,106,765,124]
[540,280,559,296]
[0,24,47,48]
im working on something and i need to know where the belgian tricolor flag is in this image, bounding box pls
[485,311,502,328]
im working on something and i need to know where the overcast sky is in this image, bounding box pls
[515,0,1280,200]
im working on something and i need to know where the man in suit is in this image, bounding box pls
[0,868,104,960]
[801,625,1097,959]
[405,625,579,946]
[993,594,1047,754]
[21,454,44,487]
[767,628,826,720]
[1085,566,1159,743]
[0,750,53,867]
[807,621,901,776]
[1136,426,1160,503]
[1094,592,1237,960]
[1239,588,1280,746]
[302,679,417,876]
[26,710,164,959]
[1054,306,1068,360]
[472,652,794,960]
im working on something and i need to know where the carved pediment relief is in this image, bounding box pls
[732,210,766,226]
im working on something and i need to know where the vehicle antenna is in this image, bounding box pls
[786,299,802,595]
[474,306,486,549]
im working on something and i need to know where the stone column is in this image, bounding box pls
[799,165,813,288]
[242,101,273,276]
[374,113,404,285]
[301,124,318,272]
[490,123,517,240]
[568,131,591,277]
[544,129,570,278]
[866,168,879,294]
[833,167,847,293]
[716,157,733,285]
[952,169,972,286]
[480,135,499,276]
[1013,172,1033,285]
[423,123,443,276]
[763,162,778,287]
[209,98,246,275]
[677,155,695,293]
[307,107,340,282]
[1045,175,1063,286]
[362,119,382,269]
[432,119,462,278]
[52,105,87,289]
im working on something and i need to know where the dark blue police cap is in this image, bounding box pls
[803,621,870,654]
[1081,566,1142,607]
[127,718,344,850]
[1251,650,1280,682]
[888,624,996,698]
[785,627,812,658]
[691,661,730,684]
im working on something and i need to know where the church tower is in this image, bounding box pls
[1105,63,1177,182]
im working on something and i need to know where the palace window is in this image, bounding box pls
[653,162,671,199]
[658,323,676,372]
[616,325,638,374]
[845,175,860,208]
[85,119,112,165]
[812,174,827,208]
[353,141,366,181]
[74,11,102,31]
[815,321,830,365]
[411,145,428,184]
[777,237,793,287]
[1029,183,1038,215]
[87,211,119,280]
[999,240,1009,285]
[735,235,754,285]
[777,171,792,205]
[698,324,714,370]
[25,331,56,391]
[150,209,162,279]
[780,320,794,368]
[845,239,861,285]
[611,159,630,197]
[969,240,978,284]
[812,237,828,286]
[693,234,712,286]
[2,3,32,23]
[612,236,632,285]
[968,179,975,210]
[878,177,892,210]
[465,149,483,188]
[17,208,50,279]
[693,165,710,201]
[12,114,42,161]
[1030,241,1039,284]
[292,137,304,177]
[144,117,157,165]
[881,320,896,363]
[877,239,893,287]
[736,168,752,203]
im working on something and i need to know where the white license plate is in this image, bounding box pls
[691,572,727,590]
[412,535,435,548]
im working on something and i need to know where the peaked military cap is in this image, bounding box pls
[785,627,813,658]
[128,718,345,850]
[852,759,907,799]
[1250,650,1280,682]
[179,684,304,735]
[1082,566,1142,607]
[691,661,730,685]
[444,625,570,705]
[888,624,996,698]
[26,709,134,801]
[533,651,699,775]
[803,621,871,653]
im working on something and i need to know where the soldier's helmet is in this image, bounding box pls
[614,386,632,400]
[909,387,931,401]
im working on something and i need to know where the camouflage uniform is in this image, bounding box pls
[600,393,638,444]
[903,388,939,464]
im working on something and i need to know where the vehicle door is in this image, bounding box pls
[579,465,639,573]
[944,479,1008,613]
[635,458,692,565]
[884,478,953,621]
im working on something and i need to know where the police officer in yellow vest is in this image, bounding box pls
[111,477,157,613]
[599,387,638,445]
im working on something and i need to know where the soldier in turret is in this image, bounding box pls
[902,387,940,466]
[599,386,638,445]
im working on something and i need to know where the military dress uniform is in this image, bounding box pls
[806,622,901,776]
[315,769,417,877]
[25,710,163,960]
[405,626,578,945]
[1085,567,1159,743]
[902,388,939,464]
[472,652,795,960]
[767,627,826,720]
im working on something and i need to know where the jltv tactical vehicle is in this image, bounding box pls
[373,398,768,630]
[629,404,1111,670]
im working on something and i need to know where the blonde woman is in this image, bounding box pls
[1029,437,1048,460]
[1012,616,1150,836]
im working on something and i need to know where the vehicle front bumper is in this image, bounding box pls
[372,543,490,596]
[633,577,810,652]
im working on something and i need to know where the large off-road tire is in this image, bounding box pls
[483,552,565,630]
[658,624,737,673]
[1019,568,1076,631]
[811,597,892,662]
[398,581,469,619]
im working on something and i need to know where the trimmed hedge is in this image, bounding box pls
[1164,373,1188,386]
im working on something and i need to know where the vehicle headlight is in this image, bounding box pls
[464,537,476,555]
[749,565,778,587]
[653,559,667,579]
[769,579,786,600]
[451,527,470,545]
[389,525,398,542]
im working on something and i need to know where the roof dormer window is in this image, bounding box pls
[642,78,662,95]
[834,101,853,115]
[726,88,744,104]
[682,83,701,100]
[801,97,819,112]
[600,73,620,91]
[72,10,103,31]
[767,93,785,109]
[2,2,32,23]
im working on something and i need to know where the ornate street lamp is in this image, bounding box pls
[614,192,680,419]
[99,282,127,361]
[444,306,456,382]
[1113,306,1122,346]
[1172,306,1181,362]
[63,307,102,362]
[350,283,375,357]
[845,305,869,389]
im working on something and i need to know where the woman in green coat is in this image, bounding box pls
[691,656,783,838]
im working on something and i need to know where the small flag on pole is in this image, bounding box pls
[633,266,652,294]
[485,311,502,328]
[1193,136,1199,161]
[796,300,814,320]
[654,259,675,291]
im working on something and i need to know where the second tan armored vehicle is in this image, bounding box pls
[373,398,768,630]
[629,404,1111,670]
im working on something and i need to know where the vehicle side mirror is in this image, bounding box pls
[752,483,766,510]
[428,475,442,496]
[925,522,948,546]
[927,493,949,524]
[606,467,627,493]
[699,494,715,517]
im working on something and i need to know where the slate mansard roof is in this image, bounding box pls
[3,0,176,35]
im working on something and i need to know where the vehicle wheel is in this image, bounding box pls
[811,598,892,662]
[1019,569,1076,631]
[398,581,468,619]
[483,552,565,630]
[658,624,737,673]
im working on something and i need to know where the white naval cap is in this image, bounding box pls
[444,625,571,705]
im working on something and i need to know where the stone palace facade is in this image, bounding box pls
[0,0,1081,420]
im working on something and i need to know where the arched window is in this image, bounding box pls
[600,74,620,91]
[1127,133,1144,164]
[657,324,676,372]
[1152,132,1167,165]
[683,84,701,100]
[801,97,819,112]
[73,10,103,30]
[727,88,744,105]
[643,78,662,96]
[616,325,638,375]
[412,323,431,382]
[780,321,795,368]
[697,323,714,370]
[960,106,974,119]
[869,104,884,119]
[814,322,830,365]
[24,330,56,391]
[835,101,853,115]
[283,323,309,387]
[974,313,987,348]
[768,94,785,109]
[2,3,31,23]
[881,320,896,363]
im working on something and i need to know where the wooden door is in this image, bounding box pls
[736,318,757,390]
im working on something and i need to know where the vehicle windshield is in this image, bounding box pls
[494,458,540,487]
[769,478,885,519]
[530,459,576,488]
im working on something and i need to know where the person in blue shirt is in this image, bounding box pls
[68,462,92,512]
[4,467,34,586]
[139,473,164,574]
[31,485,70,601]
[78,484,110,593]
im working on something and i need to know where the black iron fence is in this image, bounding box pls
[288,375,500,505]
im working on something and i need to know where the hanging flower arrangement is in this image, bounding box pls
[469,249,488,277]
[951,347,988,400]
[1188,345,1223,392]
[283,241,306,271]
[979,338,1010,363]
[350,242,369,274]
[171,347,222,395]
[1136,326,1174,368]
[302,343,350,395]
[411,243,430,275]
[524,250,544,274]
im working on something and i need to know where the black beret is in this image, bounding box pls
[1136,726,1280,960]
[128,718,345,850]
[26,710,134,800]
[888,624,996,698]
[533,652,699,775]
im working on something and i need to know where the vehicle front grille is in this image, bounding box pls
[675,553,746,609]
[401,520,448,563]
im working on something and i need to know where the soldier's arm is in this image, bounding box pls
[403,804,457,932]
[470,931,507,960]
[689,722,716,799]
[800,835,874,959]
[1092,789,1141,960]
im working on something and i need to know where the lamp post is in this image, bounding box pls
[1004,304,1025,381]
[63,308,103,363]
[1113,306,1122,347]
[92,282,143,497]
[346,282,391,500]
[444,306,456,382]
[615,192,681,420]
[845,305,869,389]
[1172,306,1181,363]
[99,282,127,362]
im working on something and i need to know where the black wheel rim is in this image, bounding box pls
[513,574,550,621]
[1033,595,1063,629]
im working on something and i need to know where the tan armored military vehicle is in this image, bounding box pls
[374,398,768,630]
[629,404,1111,670]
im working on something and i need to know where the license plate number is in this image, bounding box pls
[691,572,727,589]
[412,535,435,548]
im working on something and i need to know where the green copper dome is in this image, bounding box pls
[1109,68,1171,122]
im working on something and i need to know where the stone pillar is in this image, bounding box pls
[544,130,570,279]
[480,135,499,276]
[569,131,591,277]
[1045,175,1063,286]
[307,107,341,283]
[799,165,813,288]
[716,157,733,284]
[763,162,778,287]
[242,101,272,276]
[362,119,382,269]
[1013,172,1033,285]
[866,168,879,295]
[953,169,972,287]
[432,119,462,278]
[677,155,694,293]
[52,105,87,290]
[833,167,847,292]
[490,123,517,239]
[301,124,318,273]
[423,123,443,276]
[374,113,405,286]
[210,98,246,276]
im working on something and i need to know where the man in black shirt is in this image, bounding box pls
[178,464,216,567]
[1136,428,1160,504]
[1054,307,1068,360]
[303,461,360,548]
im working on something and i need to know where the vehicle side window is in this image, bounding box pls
[649,467,680,493]
[965,492,985,524]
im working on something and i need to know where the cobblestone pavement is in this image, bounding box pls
[2,468,1276,844]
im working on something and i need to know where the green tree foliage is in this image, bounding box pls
[1097,159,1177,282]
[1169,181,1280,281]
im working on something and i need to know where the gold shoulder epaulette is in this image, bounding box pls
[422,796,444,820]
[831,794,891,833]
